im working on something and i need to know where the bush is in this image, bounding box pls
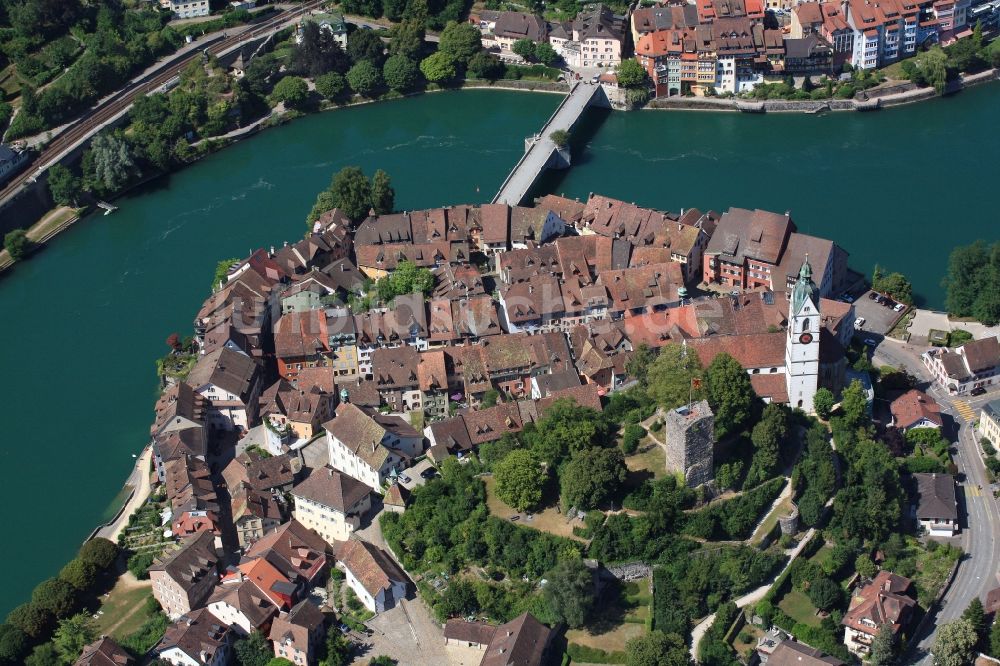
[622,424,645,454]
[4,229,29,261]
[127,550,158,579]
[982,438,997,457]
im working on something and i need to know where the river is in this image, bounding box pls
[0,83,996,619]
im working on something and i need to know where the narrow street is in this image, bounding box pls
[872,340,1000,664]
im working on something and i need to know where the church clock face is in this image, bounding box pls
[798,332,814,345]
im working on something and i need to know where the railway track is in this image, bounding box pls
[0,0,324,207]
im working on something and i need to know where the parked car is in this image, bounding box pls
[855,317,866,329]
[869,292,879,300]
[893,303,906,312]
[972,386,987,396]
[399,474,411,484]
[840,293,855,303]
[864,338,877,346]
[420,467,438,479]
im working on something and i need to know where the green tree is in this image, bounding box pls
[376,260,434,300]
[625,630,691,666]
[269,659,296,666]
[348,29,386,64]
[807,577,842,612]
[47,163,81,206]
[512,38,536,60]
[0,623,29,663]
[872,265,913,304]
[328,166,373,222]
[467,50,504,79]
[269,75,310,108]
[933,618,978,666]
[4,229,29,261]
[854,553,877,579]
[745,404,788,487]
[550,129,570,148]
[390,20,426,59]
[868,623,897,666]
[646,343,703,409]
[495,449,546,511]
[347,60,383,97]
[990,617,1000,658]
[542,557,594,628]
[560,447,627,510]
[291,22,350,78]
[6,603,52,639]
[527,399,610,466]
[368,658,396,666]
[32,578,77,618]
[625,343,655,386]
[25,642,59,666]
[481,388,500,408]
[705,353,755,438]
[813,387,835,419]
[321,629,352,666]
[616,58,648,88]
[53,612,96,664]
[371,169,395,214]
[58,558,96,591]
[315,72,347,100]
[535,42,557,66]
[964,596,987,646]
[235,630,273,666]
[83,132,137,196]
[420,51,457,83]
[383,54,419,91]
[840,379,868,430]
[438,21,482,64]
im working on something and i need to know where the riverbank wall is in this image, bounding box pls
[647,68,999,113]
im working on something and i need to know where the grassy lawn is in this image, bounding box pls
[27,206,81,241]
[778,589,821,627]
[483,476,584,541]
[880,45,945,80]
[95,578,155,639]
[731,623,765,660]
[566,578,651,656]
[808,544,835,570]
[750,484,793,545]
[625,441,666,479]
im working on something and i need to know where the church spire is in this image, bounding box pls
[791,254,818,315]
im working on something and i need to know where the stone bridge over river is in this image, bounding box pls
[492,82,612,206]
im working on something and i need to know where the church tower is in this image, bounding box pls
[786,257,821,412]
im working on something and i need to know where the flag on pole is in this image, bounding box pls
[691,378,702,390]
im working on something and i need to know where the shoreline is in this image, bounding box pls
[3,69,997,281]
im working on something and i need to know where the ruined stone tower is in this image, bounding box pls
[663,400,715,488]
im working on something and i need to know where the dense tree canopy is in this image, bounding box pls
[625,630,691,666]
[53,613,96,664]
[315,72,347,100]
[944,240,1000,326]
[376,260,433,301]
[812,387,834,420]
[495,449,546,511]
[616,59,648,88]
[47,163,81,206]
[328,166,373,221]
[560,447,627,510]
[704,352,756,438]
[347,60,383,97]
[872,265,913,305]
[420,51,457,82]
[437,21,482,64]
[646,343,703,409]
[235,630,273,666]
[291,22,350,77]
[934,618,978,666]
[270,76,310,108]
[383,54,419,91]
[4,229,29,261]
[82,131,137,196]
[542,557,594,628]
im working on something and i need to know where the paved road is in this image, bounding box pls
[872,340,1000,664]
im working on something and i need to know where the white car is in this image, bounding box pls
[893,303,906,312]
[854,317,866,329]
